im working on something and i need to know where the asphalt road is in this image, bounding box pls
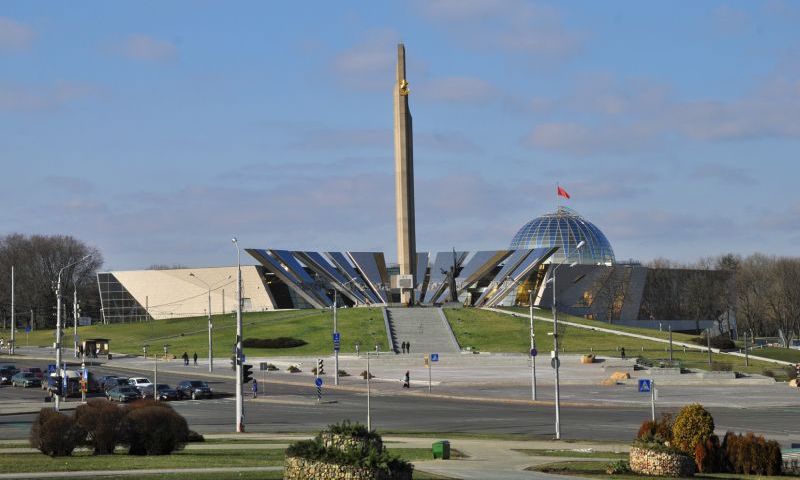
[1,359,799,445]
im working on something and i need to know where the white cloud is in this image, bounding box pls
[0,82,99,112]
[415,0,584,58]
[0,17,35,51]
[331,29,398,90]
[119,34,178,63]
[417,76,496,104]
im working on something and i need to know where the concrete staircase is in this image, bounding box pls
[384,307,461,354]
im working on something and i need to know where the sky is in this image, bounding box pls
[1,1,799,270]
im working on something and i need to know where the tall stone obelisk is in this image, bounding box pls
[394,43,416,306]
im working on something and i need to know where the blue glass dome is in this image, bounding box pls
[510,206,615,265]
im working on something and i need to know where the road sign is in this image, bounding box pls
[550,357,560,369]
[315,377,323,387]
[333,332,340,342]
[25,326,31,334]
[530,348,537,357]
[431,353,439,362]
[638,379,652,393]
[47,364,56,374]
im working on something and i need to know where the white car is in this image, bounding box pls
[128,377,153,392]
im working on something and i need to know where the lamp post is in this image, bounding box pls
[232,237,244,433]
[189,273,232,373]
[529,289,537,401]
[547,240,585,440]
[333,289,339,386]
[54,255,91,411]
[73,286,79,358]
[366,352,372,431]
[10,266,14,356]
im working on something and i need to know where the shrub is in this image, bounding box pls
[120,401,189,455]
[692,334,736,350]
[287,365,301,373]
[74,399,124,455]
[338,369,349,377]
[762,368,775,378]
[606,460,631,475]
[360,370,375,379]
[672,403,714,454]
[636,413,673,444]
[711,361,733,372]
[694,434,722,473]
[242,337,307,349]
[29,408,86,457]
[285,422,412,477]
[187,430,205,442]
[722,431,782,476]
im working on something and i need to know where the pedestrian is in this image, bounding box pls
[193,352,198,366]
[252,378,258,398]
[403,370,410,388]
[355,344,360,357]
[620,347,626,359]
[182,352,189,366]
[404,341,408,354]
[406,341,411,354]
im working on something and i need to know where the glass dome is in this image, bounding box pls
[510,206,615,265]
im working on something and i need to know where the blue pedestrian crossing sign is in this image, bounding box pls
[638,379,652,393]
[25,325,31,334]
[315,377,323,387]
[47,364,56,374]
[430,353,439,362]
[333,332,340,342]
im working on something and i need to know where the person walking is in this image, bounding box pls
[182,352,189,366]
[401,341,406,354]
[403,370,410,388]
[252,378,258,398]
[620,347,626,359]
[193,352,198,366]
[406,341,411,354]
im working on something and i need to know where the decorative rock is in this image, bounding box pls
[285,456,412,480]
[629,446,695,477]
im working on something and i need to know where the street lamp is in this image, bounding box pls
[366,352,372,430]
[54,254,92,411]
[528,289,537,401]
[232,237,244,433]
[546,240,585,440]
[189,272,232,373]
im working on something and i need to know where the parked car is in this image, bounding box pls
[11,372,41,388]
[107,385,142,402]
[128,377,153,392]
[22,367,44,379]
[98,376,128,393]
[0,367,17,385]
[42,376,81,397]
[176,380,213,399]
[141,384,179,401]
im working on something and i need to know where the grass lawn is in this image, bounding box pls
[513,449,628,460]
[0,447,437,474]
[443,309,787,379]
[743,346,800,363]
[0,308,390,358]
[531,460,788,479]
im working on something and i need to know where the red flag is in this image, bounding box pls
[557,185,570,199]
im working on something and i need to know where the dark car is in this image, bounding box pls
[176,380,213,399]
[11,372,41,387]
[22,367,44,379]
[98,376,128,393]
[141,384,179,401]
[0,367,17,385]
[107,385,142,402]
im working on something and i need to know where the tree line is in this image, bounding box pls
[0,234,103,330]
[644,254,800,347]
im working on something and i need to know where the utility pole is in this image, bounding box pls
[73,287,79,358]
[366,352,371,431]
[30,309,34,332]
[744,331,749,367]
[233,238,244,433]
[707,328,713,367]
[668,324,673,364]
[10,266,15,355]
[551,270,562,439]
[54,255,91,411]
[334,290,339,386]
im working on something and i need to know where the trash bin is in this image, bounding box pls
[432,440,450,460]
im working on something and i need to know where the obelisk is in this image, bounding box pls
[394,43,416,306]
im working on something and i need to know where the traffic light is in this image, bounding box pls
[317,359,325,375]
[242,364,253,384]
[54,376,63,396]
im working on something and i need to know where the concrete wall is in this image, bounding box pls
[109,266,275,320]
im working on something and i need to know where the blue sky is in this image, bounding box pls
[2,1,799,269]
